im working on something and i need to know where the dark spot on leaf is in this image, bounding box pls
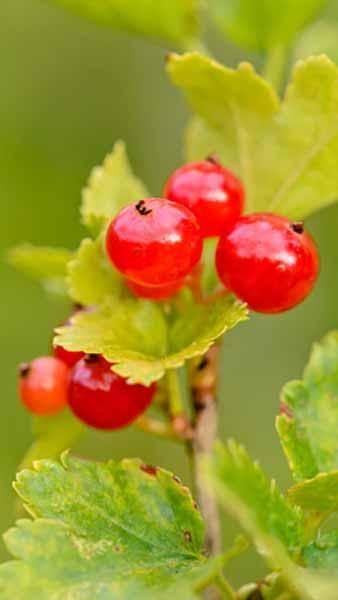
[19,363,31,378]
[193,501,199,510]
[172,474,182,484]
[140,464,158,476]
[279,402,293,418]
[184,530,192,543]
[114,545,122,553]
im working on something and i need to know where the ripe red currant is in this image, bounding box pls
[164,158,244,238]
[19,356,70,415]
[53,345,85,368]
[106,198,202,287]
[68,355,156,430]
[125,277,184,300]
[216,213,319,313]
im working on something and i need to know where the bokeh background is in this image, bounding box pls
[1,0,338,586]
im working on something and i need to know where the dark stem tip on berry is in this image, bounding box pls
[206,154,220,166]
[290,221,304,234]
[19,363,31,378]
[84,353,100,364]
[135,200,152,216]
[197,356,209,371]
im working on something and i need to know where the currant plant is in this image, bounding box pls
[4,0,338,598]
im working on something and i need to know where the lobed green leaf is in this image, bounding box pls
[81,141,148,234]
[288,471,338,513]
[206,440,338,600]
[170,52,338,220]
[205,440,305,560]
[54,293,248,385]
[0,454,207,598]
[67,237,122,306]
[276,331,338,482]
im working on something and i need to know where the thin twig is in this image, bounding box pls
[191,345,222,557]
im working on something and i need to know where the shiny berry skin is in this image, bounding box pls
[106,198,203,287]
[125,277,184,299]
[164,158,244,238]
[68,355,156,430]
[53,345,85,368]
[19,356,70,415]
[216,213,319,313]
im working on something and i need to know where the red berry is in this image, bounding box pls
[106,198,202,287]
[19,356,70,415]
[68,355,156,430]
[53,345,85,368]
[125,278,184,299]
[216,213,319,313]
[164,158,244,238]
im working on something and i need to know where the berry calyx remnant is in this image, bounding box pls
[19,356,70,415]
[216,213,319,313]
[105,198,203,287]
[68,355,156,430]
[164,159,244,238]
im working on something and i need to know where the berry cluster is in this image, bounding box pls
[19,326,156,427]
[106,157,319,312]
[18,158,319,428]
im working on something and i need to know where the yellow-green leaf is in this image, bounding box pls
[81,141,148,233]
[170,52,338,220]
[54,293,248,385]
[67,237,122,306]
[276,331,338,483]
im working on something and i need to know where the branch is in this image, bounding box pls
[191,344,222,557]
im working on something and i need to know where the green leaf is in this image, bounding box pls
[205,440,305,560]
[50,0,199,48]
[54,293,248,385]
[8,244,73,296]
[170,52,338,220]
[276,331,338,482]
[303,532,338,572]
[0,454,206,598]
[67,237,122,306]
[206,441,338,600]
[208,0,326,51]
[288,471,338,513]
[295,21,338,65]
[81,141,148,233]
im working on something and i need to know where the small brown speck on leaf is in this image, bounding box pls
[184,530,192,543]
[140,464,158,476]
[279,402,293,418]
[172,474,182,484]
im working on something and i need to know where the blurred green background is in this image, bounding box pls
[1,0,338,587]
